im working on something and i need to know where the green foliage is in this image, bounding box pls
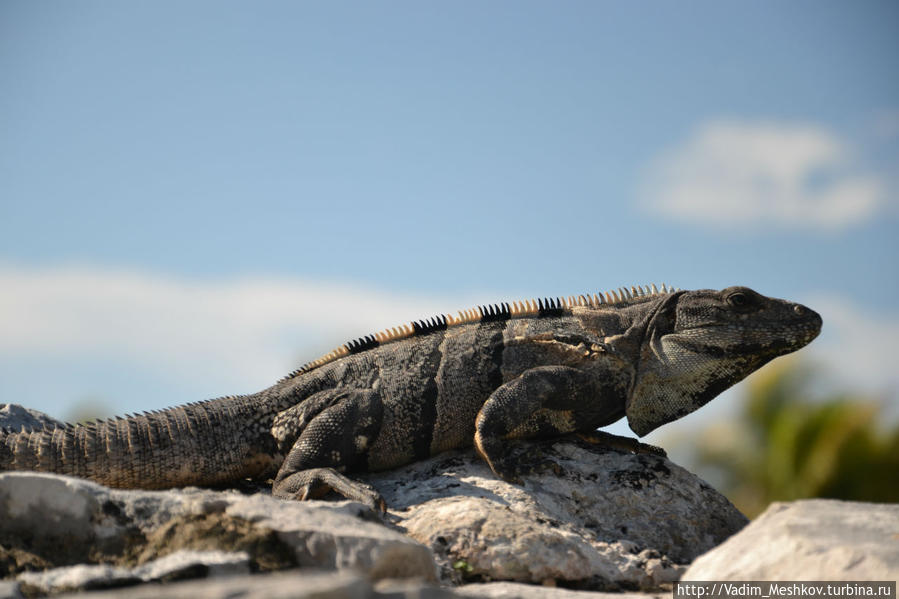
[686,360,899,518]
[63,397,113,425]
[452,560,474,573]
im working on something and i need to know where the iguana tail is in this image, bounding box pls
[0,434,12,473]
[1,396,280,489]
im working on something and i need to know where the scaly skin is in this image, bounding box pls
[1,285,822,509]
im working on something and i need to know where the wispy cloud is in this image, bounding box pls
[639,119,889,231]
[0,264,463,392]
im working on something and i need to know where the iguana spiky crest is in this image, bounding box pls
[285,283,681,379]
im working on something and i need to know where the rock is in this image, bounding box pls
[368,438,747,591]
[457,581,666,599]
[0,403,65,431]
[47,572,670,599]
[374,578,464,599]
[682,499,899,580]
[17,550,250,595]
[0,580,22,599]
[52,570,456,599]
[0,471,437,589]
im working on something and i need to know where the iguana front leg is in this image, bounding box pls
[474,365,601,483]
[272,388,386,511]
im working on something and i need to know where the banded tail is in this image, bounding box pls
[1,396,279,489]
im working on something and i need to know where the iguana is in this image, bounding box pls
[1,285,821,509]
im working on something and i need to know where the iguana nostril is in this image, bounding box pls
[793,305,806,316]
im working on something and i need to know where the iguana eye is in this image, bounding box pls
[727,292,750,309]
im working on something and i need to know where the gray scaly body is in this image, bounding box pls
[1,285,822,508]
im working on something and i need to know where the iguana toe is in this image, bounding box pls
[577,431,668,458]
[273,467,386,512]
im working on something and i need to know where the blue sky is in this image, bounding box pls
[1,2,897,438]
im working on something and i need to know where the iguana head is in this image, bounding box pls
[625,286,822,436]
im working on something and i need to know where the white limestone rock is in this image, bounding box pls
[17,550,250,595]
[367,438,747,590]
[0,403,65,431]
[0,471,437,591]
[682,499,899,580]
[457,581,667,599]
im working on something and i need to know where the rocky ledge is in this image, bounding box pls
[3,404,896,598]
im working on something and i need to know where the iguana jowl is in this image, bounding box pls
[1,285,822,509]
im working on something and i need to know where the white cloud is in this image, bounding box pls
[0,264,467,392]
[639,119,888,231]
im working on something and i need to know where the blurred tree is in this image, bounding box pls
[63,396,113,425]
[684,360,899,518]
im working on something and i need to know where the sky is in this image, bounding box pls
[1,1,897,440]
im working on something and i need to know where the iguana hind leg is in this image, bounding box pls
[270,387,351,454]
[272,388,386,511]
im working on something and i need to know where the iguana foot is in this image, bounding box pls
[273,467,386,512]
[485,441,563,484]
[577,431,667,458]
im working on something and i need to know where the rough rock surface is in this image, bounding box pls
[0,472,436,585]
[0,403,65,431]
[20,573,671,599]
[17,550,251,595]
[369,437,747,590]
[682,499,899,581]
[54,571,450,599]
[0,581,22,599]
[456,582,666,599]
